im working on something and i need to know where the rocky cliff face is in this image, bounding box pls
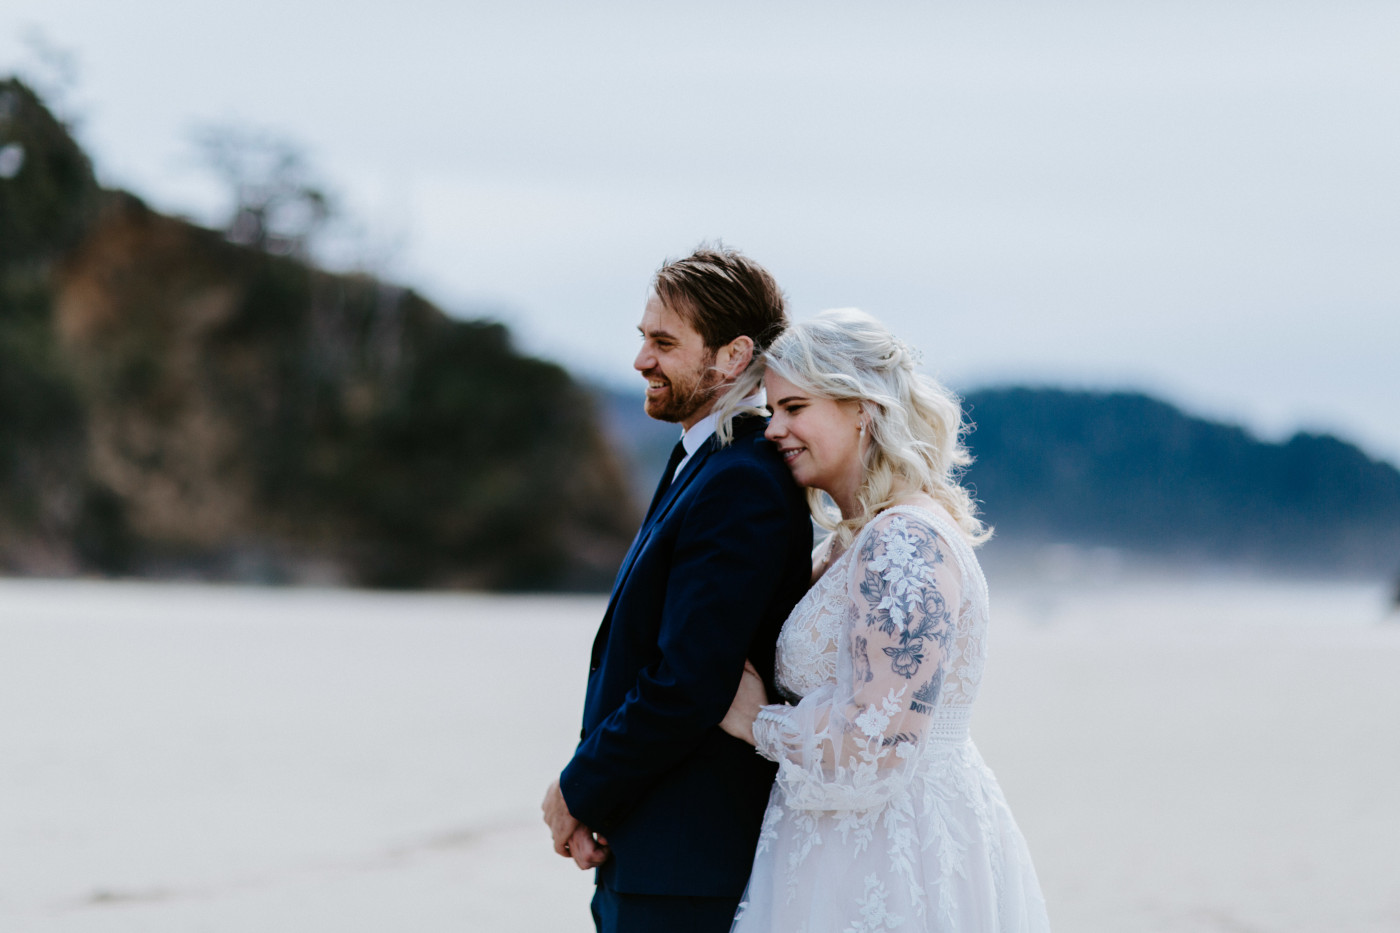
[1,78,636,589]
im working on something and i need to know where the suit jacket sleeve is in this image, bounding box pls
[559,457,800,832]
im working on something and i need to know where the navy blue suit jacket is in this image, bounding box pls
[559,414,812,897]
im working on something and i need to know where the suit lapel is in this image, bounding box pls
[610,437,715,598]
[590,436,721,665]
[610,414,766,591]
[589,416,767,666]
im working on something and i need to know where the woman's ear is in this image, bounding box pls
[717,335,755,379]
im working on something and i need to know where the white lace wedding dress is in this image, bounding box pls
[732,505,1050,932]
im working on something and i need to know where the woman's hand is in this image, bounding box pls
[720,659,768,746]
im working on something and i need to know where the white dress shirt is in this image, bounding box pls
[673,392,765,478]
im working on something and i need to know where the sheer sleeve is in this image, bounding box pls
[752,511,962,812]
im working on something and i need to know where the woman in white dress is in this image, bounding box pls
[720,309,1051,932]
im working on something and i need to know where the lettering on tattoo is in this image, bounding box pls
[910,669,943,715]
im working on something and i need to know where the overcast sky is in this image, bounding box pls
[4,1,1398,464]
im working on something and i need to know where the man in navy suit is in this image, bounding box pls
[542,247,813,932]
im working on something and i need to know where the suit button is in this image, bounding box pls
[590,665,599,673]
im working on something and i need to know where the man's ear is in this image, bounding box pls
[716,336,755,379]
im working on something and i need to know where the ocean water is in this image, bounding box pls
[2,576,1397,932]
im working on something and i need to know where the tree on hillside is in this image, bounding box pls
[14,28,84,131]
[190,123,333,258]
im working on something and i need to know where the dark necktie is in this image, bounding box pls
[644,440,687,523]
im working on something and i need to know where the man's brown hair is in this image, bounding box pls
[652,245,788,354]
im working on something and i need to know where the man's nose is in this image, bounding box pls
[634,345,654,372]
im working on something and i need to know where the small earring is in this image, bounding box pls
[857,421,866,435]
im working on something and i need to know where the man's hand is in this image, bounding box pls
[719,659,766,746]
[541,778,579,857]
[567,824,610,870]
[542,778,610,869]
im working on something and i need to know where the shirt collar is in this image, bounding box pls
[679,391,765,461]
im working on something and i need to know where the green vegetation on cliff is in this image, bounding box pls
[0,79,96,569]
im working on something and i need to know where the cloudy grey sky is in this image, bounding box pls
[5,1,1398,463]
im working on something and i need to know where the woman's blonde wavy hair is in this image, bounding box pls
[735,308,990,548]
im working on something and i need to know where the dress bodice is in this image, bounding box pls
[773,504,990,725]
[773,540,853,703]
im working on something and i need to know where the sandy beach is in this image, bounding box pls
[2,575,1397,932]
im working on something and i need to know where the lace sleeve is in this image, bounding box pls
[752,511,962,811]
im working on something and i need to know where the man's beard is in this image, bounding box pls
[643,354,722,424]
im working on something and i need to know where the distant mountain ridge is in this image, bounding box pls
[962,387,1400,576]
[596,383,1400,579]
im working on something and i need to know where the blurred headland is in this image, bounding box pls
[0,78,636,590]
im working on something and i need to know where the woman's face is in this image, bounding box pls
[764,370,866,503]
